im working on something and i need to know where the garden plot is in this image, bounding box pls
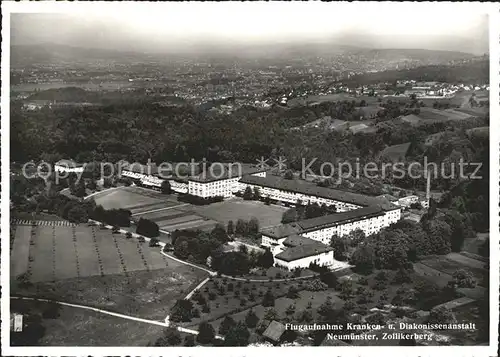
[95,228,123,275]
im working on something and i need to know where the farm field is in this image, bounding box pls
[129,201,180,215]
[10,222,173,283]
[192,200,287,229]
[93,186,179,212]
[209,290,344,333]
[10,299,167,346]
[446,252,487,270]
[288,93,381,107]
[160,218,216,231]
[10,225,32,278]
[93,187,286,232]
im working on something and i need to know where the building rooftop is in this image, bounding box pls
[239,175,387,208]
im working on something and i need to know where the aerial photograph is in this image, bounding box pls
[4,1,494,352]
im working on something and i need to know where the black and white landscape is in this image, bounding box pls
[3,1,496,355]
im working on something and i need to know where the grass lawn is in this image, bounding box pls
[10,299,167,346]
[12,212,63,221]
[413,262,451,287]
[192,200,287,228]
[11,223,172,283]
[129,201,181,215]
[184,277,298,328]
[420,256,486,286]
[14,262,208,321]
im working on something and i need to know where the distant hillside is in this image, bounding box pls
[339,59,489,85]
[11,43,479,67]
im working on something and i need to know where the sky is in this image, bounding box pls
[10,2,490,55]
